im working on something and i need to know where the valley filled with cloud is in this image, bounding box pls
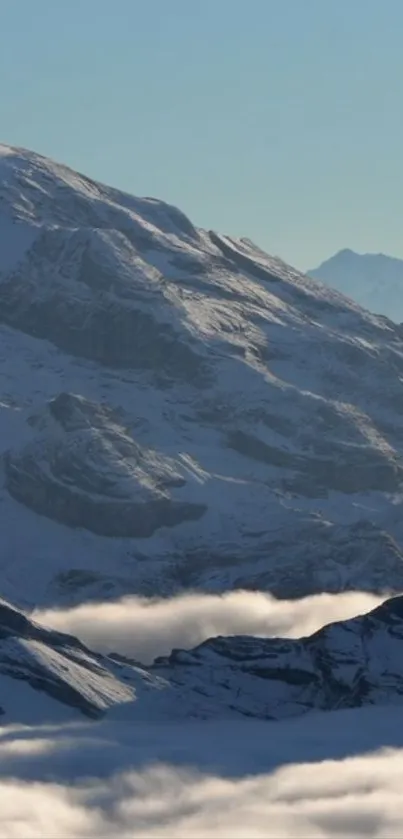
[36,589,384,664]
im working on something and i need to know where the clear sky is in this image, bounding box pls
[1,0,403,270]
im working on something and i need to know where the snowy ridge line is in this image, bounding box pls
[2,590,403,723]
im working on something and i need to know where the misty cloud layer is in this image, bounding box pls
[37,589,384,664]
[1,709,403,838]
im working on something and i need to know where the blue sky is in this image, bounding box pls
[1,0,402,269]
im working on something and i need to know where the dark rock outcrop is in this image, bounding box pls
[5,393,206,537]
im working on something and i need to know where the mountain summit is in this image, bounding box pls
[309,249,403,322]
[2,144,403,606]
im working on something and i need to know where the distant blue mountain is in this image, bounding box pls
[309,249,403,322]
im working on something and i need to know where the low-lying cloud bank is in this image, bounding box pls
[1,711,403,838]
[16,592,401,837]
[37,590,385,663]
[2,756,402,839]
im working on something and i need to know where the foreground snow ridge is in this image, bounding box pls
[1,593,403,722]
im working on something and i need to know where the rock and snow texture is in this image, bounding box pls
[5,393,206,537]
[2,593,403,723]
[2,144,403,604]
[309,248,403,323]
[0,597,135,721]
[154,594,403,720]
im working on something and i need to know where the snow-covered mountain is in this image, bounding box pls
[2,593,403,723]
[309,249,403,322]
[3,144,403,606]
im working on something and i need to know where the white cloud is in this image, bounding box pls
[1,714,403,838]
[36,590,384,664]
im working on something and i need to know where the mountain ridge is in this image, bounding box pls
[2,591,403,723]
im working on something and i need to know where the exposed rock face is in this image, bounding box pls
[0,227,211,384]
[4,393,206,537]
[176,521,403,599]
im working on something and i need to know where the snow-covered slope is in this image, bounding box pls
[2,593,403,723]
[154,594,403,719]
[3,144,403,605]
[309,248,403,322]
[0,597,136,722]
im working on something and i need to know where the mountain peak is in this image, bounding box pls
[0,141,199,244]
[309,248,403,321]
[334,247,357,259]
